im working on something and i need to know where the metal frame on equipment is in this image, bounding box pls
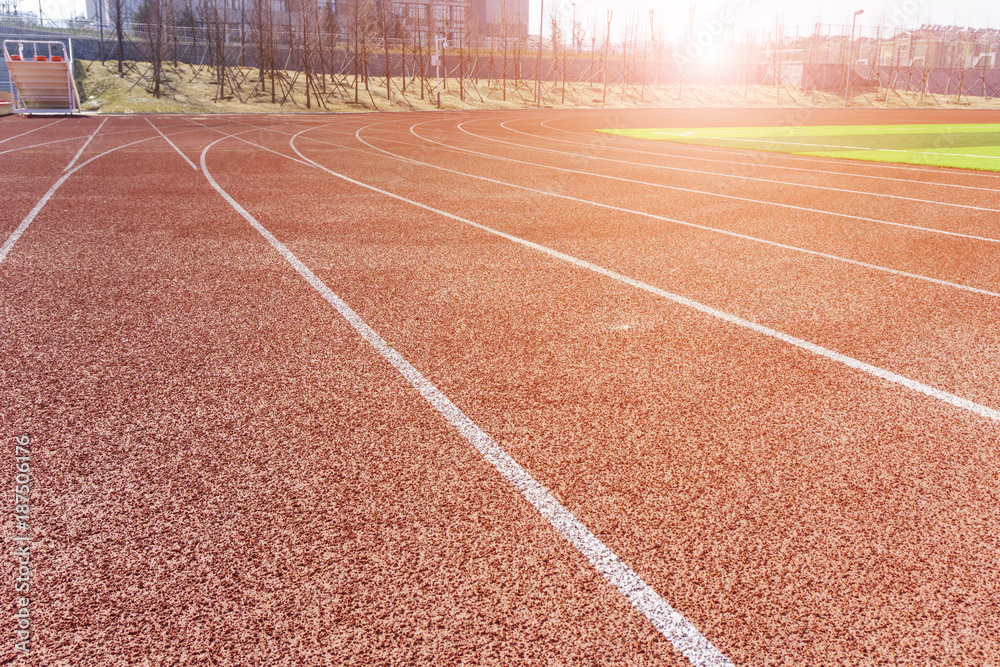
[2,40,81,115]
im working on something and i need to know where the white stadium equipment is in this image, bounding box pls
[3,40,81,115]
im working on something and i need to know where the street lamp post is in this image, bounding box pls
[435,34,443,109]
[845,9,864,106]
[536,0,544,108]
[571,3,576,53]
[99,0,105,65]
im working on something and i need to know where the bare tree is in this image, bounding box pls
[500,0,509,100]
[169,0,179,64]
[560,11,568,103]
[295,0,315,108]
[110,0,127,75]
[919,40,936,103]
[588,19,596,85]
[250,0,278,102]
[548,12,561,103]
[198,0,226,102]
[465,4,481,95]
[316,0,330,95]
[147,0,167,96]
[414,10,427,99]
[381,0,392,101]
[534,0,544,107]
[132,0,169,95]
[601,10,611,104]
[399,4,408,93]
[954,31,970,103]
[352,0,362,103]
[349,0,379,103]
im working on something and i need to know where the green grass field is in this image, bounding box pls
[598,124,1000,172]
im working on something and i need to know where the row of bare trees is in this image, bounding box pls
[90,0,688,108]
[90,2,1000,108]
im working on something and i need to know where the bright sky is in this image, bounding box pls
[531,0,995,41]
[21,0,997,38]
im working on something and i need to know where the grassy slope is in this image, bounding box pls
[76,59,730,115]
[75,57,1000,116]
[600,124,1000,172]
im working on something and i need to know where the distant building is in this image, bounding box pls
[396,1,470,41]
[85,0,109,25]
[879,26,999,68]
[468,0,528,37]
[80,0,528,41]
[395,0,528,41]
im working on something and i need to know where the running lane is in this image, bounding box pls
[291,117,1000,413]
[0,117,689,665]
[210,115,1000,664]
[0,116,107,238]
[414,115,1000,242]
[527,108,1000,190]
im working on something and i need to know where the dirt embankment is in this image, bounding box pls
[74,59,1000,115]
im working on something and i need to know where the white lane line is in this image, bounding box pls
[421,121,1000,246]
[200,116,367,141]
[0,125,179,158]
[146,117,198,170]
[1,134,91,157]
[537,117,1000,183]
[290,125,1000,425]
[475,119,1000,213]
[652,130,1000,160]
[183,117,316,167]
[0,128,204,267]
[0,118,65,145]
[199,130,735,667]
[339,121,1000,299]
[64,117,108,172]
[524,117,1000,193]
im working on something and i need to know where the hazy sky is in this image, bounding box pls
[23,0,997,38]
[531,0,995,40]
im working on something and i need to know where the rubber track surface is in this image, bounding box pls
[1,109,998,666]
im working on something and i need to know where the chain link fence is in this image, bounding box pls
[4,10,999,106]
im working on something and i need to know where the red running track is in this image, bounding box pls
[1,109,999,666]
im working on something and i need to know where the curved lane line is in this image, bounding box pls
[290,122,1000,425]
[535,116,1000,183]
[0,127,205,266]
[0,134,94,157]
[427,119,1000,243]
[182,117,317,167]
[474,118,1000,213]
[198,129,737,667]
[64,117,108,172]
[0,125,190,158]
[653,129,1000,159]
[444,119,1000,250]
[341,118,1000,298]
[0,118,65,145]
[457,119,1000,247]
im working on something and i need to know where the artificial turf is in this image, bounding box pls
[598,124,1000,172]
